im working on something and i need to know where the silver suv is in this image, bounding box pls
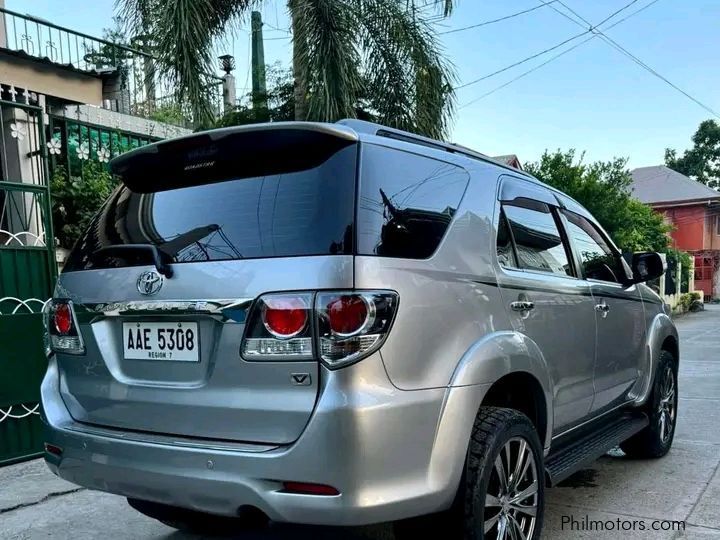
[41,120,679,540]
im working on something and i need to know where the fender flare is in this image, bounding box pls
[448,330,554,450]
[636,312,679,405]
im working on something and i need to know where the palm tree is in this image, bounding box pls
[118,0,456,139]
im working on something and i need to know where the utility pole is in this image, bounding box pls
[251,11,268,120]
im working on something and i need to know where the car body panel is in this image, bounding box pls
[41,120,679,526]
[54,256,352,444]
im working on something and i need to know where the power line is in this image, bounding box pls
[548,0,720,119]
[460,0,664,107]
[439,1,559,35]
[263,21,290,34]
[460,0,662,107]
[461,34,596,108]
[456,30,589,90]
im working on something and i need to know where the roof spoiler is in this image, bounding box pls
[109,123,358,193]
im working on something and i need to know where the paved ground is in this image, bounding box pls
[2,306,720,539]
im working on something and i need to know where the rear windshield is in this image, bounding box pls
[64,133,356,272]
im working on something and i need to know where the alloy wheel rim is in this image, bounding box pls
[658,366,676,444]
[484,437,538,540]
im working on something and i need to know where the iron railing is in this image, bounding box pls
[0,7,223,126]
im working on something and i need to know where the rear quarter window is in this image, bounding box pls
[357,144,469,259]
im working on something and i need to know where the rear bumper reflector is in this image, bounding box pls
[281,482,340,496]
[44,443,63,457]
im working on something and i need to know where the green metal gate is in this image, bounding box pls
[0,89,56,465]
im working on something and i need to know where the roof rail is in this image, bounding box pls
[336,119,532,177]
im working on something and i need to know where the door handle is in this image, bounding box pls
[595,301,610,318]
[511,301,535,312]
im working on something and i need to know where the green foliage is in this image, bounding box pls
[665,119,720,189]
[211,63,378,129]
[666,247,692,293]
[117,0,456,138]
[149,103,191,127]
[51,162,119,249]
[677,291,703,313]
[525,150,671,253]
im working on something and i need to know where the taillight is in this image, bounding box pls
[241,290,398,368]
[45,300,85,355]
[326,295,371,336]
[242,293,314,360]
[316,291,398,368]
[262,296,308,338]
[54,304,73,334]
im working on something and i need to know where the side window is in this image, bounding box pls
[561,210,623,283]
[496,211,517,268]
[502,200,573,277]
[357,145,470,259]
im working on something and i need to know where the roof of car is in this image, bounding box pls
[630,165,720,205]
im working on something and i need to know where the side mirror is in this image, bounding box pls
[629,252,665,284]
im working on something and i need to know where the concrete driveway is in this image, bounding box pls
[2,307,720,539]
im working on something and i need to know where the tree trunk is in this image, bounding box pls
[289,0,308,121]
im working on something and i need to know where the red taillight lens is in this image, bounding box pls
[262,297,308,338]
[326,295,370,336]
[46,300,85,355]
[53,303,73,335]
[316,291,398,368]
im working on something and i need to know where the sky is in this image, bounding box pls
[8,0,720,169]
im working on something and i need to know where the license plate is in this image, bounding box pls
[122,322,200,362]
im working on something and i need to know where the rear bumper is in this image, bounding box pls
[41,354,489,526]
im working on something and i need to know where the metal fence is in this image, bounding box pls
[0,7,223,126]
[0,96,55,465]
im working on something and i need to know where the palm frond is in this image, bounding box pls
[290,0,362,121]
[116,0,255,125]
[353,0,456,139]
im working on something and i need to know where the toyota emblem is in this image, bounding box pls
[137,270,164,296]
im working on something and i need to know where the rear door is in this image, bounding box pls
[495,177,597,432]
[558,207,645,413]
[54,126,358,444]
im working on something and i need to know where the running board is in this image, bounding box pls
[545,412,649,486]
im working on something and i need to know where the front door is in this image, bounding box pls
[495,179,597,432]
[559,209,645,413]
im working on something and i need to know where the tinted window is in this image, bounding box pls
[64,145,356,272]
[496,211,517,267]
[561,210,623,283]
[357,145,469,259]
[503,202,572,276]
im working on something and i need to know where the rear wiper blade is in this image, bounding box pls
[92,244,174,278]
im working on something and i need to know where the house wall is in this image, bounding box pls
[0,51,103,105]
[662,205,708,251]
[703,213,720,250]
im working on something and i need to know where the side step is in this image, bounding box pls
[545,412,649,486]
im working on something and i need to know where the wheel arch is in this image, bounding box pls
[636,313,679,406]
[448,331,554,450]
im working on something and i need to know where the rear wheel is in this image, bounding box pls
[464,407,545,540]
[620,350,678,458]
[127,498,268,534]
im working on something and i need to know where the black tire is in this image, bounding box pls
[463,407,545,540]
[620,350,678,458]
[127,498,268,535]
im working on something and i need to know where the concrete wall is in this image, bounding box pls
[50,104,191,140]
[0,51,103,105]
